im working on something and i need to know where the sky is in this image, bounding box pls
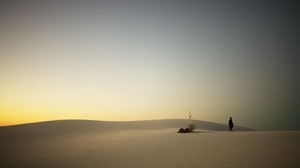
[0,0,299,130]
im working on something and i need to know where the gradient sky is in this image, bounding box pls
[1,0,299,130]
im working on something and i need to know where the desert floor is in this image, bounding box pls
[1,120,299,168]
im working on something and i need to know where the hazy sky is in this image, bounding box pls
[1,0,299,130]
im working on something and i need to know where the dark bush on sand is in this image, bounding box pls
[178,128,189,133]
[178,123,196,133]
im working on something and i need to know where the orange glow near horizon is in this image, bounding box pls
[0,85,231,126]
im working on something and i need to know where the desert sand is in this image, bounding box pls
[0,119,299,168]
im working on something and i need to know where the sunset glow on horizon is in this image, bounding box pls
[1,0,299,130]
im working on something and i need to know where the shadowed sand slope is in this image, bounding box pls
[1,120,299,168]
[0,119,254,137]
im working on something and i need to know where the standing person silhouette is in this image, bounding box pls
[228,117,234,131]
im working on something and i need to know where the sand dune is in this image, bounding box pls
[0,120,299,168]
